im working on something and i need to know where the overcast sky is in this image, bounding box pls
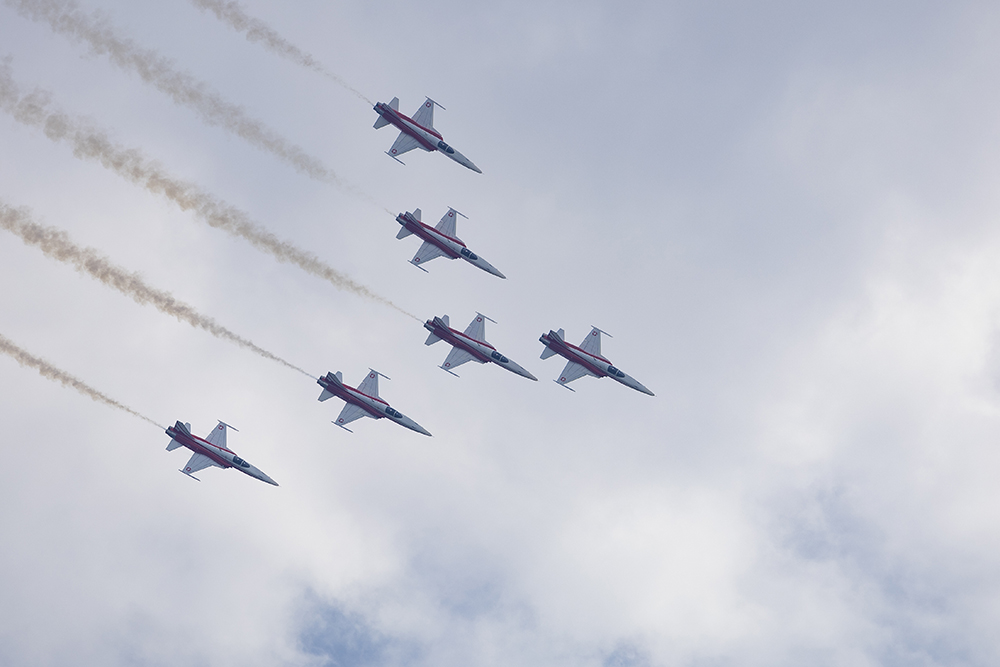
[2,0,1000,665]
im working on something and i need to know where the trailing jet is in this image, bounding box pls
[396,207,505,278]
[317,369,432,436]
[425,313,537,381]
[373,97,482,173]
[165,420,278,485]
[539,327,654,395]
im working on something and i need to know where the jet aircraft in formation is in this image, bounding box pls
[539,327,654,395]
[396,207,505,278]
[424,313,537,380]
[166,420,278,485]
[373,97,482,173]
[318,369,432,436]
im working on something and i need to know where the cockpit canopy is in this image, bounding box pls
[607,365,626,378]
[460,247,478,261]
[491,351,509,364]
[436,140,455,154]
[232,455,251,468]
[385,407,402,419]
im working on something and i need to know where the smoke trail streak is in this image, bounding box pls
[0,202,314,378]
[0,62,419,321]
[189,0,373,105]
[0,332,162,428]
[4,0,342,185]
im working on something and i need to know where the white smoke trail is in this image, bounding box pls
[0,202,314,377]
[0,331,162,428]
[4,0,344,184]
[0,62,418,321]
[189,0,373,104]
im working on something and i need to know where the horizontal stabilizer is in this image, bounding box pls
[373,114,391,130]
[442,314,450,327]
[540,346,557,360]
[166,439,184,451]
[396,226,413,239]
[556,328,565,340]
[318,388,335,402]
[388,96,399,110]
[335,371,343,383]
[425,332,441,346]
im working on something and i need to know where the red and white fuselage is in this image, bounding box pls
[424,315,537,380]
[165,421,277,485]
[396,209,505,278]
[317,370,432,436]
[539,328,654,395]
[373,97,482,173]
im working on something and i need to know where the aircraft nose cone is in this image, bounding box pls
[634,382,654,396]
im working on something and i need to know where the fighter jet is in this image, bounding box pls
[165,420,278,485]
[317,369,432,436]
[373,97,482,173]
[396,207,505,278]
[425,313,537,381]
[539,327,654,395]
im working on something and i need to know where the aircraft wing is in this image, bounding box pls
[411,241,448,266]
[411,98,435,130]
[388,132,421,158]
[463,314,487,343]
[435,209,458,238]
[204,422,228,449]
[580,328,602,357]
[182,452,222,475]
[556,360,595,388]
[357,371,380,399]
[441,346,478,372]
[334,402,369,428]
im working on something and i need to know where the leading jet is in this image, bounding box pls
[317,369,432,436]
[373,97,482,173]
[425,313,537,381]
[165,420,278,485]
[539,327,654,395]
[396,207,505,278]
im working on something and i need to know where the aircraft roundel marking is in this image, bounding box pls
[477,317,482,322]
[592,331,598,336]
[414,257,421,262]
[338,418,344,423]
[185,467,192,471]
[426,101,432,107]
[449,212,453,217]
[560,377,566,381]
[218,425,223,430]
[391,149,397,154]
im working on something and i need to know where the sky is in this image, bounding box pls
[1,0,1000,665]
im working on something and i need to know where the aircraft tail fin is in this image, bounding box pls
[317,371,343,402]
[396,226,413,239]
[442,314,450,327]
[540,346,557,360]
[373,97,399,129]
[556,328,565,339]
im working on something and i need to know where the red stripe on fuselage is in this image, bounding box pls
[399,215,466,258]
[379,106,441,151]
[429,322,494,362]
[544,336,609,378]
[169,431,232,468]
[319,378,388,418]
